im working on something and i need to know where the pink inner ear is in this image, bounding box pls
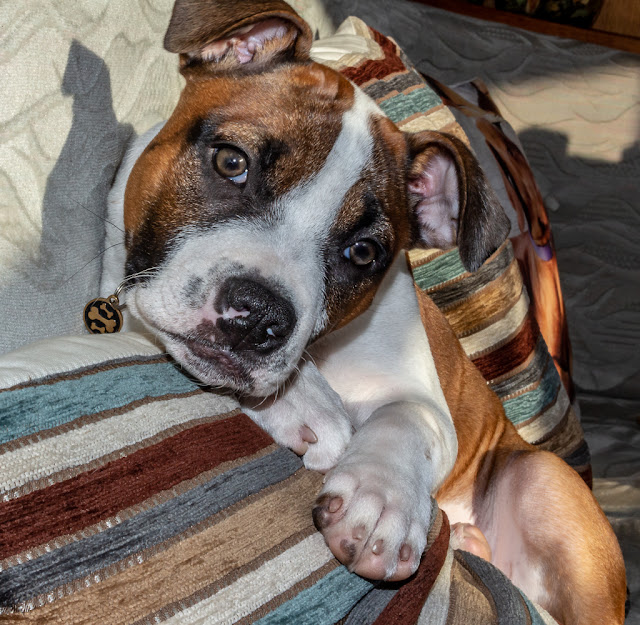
[409,153,461,250]
[198,19,292,64]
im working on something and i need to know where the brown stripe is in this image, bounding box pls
[1,355,169,393]
[0,389,204,455]
[471,314,539,381]
[341,28,406,85]
[373,511,450,625]
[0,412,273,559]
[531,404,584,454]
[5,470,322,625]
[488,345,537,386]
[442,262,523,336]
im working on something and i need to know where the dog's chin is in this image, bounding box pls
[167,337,294,398]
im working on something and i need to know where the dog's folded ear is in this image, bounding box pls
[164,0,312,72]
[406,131,511,273]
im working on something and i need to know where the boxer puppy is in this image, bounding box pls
[105,2,626,623]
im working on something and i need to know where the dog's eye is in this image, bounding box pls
[343,240,377,266]
[213,146,248,184]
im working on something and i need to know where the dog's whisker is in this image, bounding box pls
[68,195,125,233]
[63,241,125,287]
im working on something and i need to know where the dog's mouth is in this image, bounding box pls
[166,332,252,390]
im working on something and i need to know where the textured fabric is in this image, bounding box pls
[0,333,556,624]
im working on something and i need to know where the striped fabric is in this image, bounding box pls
[409,244,588,474]
[0,335,556,623]
[317,18,590,484]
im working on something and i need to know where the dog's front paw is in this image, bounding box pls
[258,409,352,473]
[313,458,432,581]
[241,361,353,473]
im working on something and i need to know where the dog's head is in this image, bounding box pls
[123,0,510,396]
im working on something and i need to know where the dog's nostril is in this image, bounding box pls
[216,278,296,352]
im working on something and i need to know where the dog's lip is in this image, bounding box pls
[170,333,250,385]
[182,336,232,364]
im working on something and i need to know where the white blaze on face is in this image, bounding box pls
[128,87,384,394]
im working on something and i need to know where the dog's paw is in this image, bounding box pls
[313,459,431,581]
[450,523,492,561]
[241,361,353,473]
[261,411,352,473]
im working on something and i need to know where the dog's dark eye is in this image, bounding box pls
[213,146,248,184]
[343,240,377,266]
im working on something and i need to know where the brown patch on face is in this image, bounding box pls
[321,115,413,333]
[124,62,355,277]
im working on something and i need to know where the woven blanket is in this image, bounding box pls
[0,333,557,624]
[313,18,590,485]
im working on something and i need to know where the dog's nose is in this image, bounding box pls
[217,278,297,353]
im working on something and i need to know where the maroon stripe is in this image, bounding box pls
[0,413,273,559]
[341,28,406,85]
[374,513,450,625]
[472,314,539,381]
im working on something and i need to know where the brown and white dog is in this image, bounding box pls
[102,1,626,623]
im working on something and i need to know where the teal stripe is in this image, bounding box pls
[378,87,442,124]
[412,250,466,291]
[0,362,198,444]
[518,590,554,625]
[255,566,373,625]
[502,359,561,425]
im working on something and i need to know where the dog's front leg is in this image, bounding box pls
[310,255,458,580]
[313,399,453,581]
[241,360,353,473]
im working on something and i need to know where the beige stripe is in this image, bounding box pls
[407,248,446,268]
[7,469,322,624]
[0,332,162,390]
[398,107,457,133]
[460,290,530,358]
[0,394,239,496]
[530,405,584,457]
[417,546,454,625]
[162,533,333,625]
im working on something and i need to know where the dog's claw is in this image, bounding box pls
[399,544,411,561]
[300,425,318,444]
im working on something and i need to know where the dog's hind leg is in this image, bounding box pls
[477,449,627,625]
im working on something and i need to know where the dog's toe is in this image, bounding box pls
[312,494,343,530]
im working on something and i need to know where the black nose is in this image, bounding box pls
[216,278,297,354]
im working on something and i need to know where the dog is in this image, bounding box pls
[103,1,626,623]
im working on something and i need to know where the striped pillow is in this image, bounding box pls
[0,334,557,624]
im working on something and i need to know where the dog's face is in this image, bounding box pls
[123,0,509,397]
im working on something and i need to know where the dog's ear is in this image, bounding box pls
[406,131,510,272]
[164,0,312,72]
